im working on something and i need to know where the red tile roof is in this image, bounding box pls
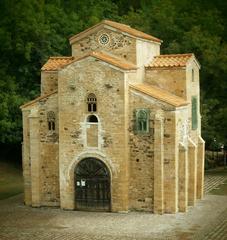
[69,20,162,44]
[42,51,137,71]
[41,57,74,71]
[130,83,188,107]
[146,53,194,68]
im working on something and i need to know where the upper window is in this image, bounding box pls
[87,115,98,123]
[87,93,97,112]
[191,96,198,130]
[135,109,150,134]
[47,111,55,131]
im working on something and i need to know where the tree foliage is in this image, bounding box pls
[0,0,226,149]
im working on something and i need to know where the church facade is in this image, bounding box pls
[21,20,205,214]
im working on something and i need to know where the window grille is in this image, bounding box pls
[135,109,149,134]
[87,93,97,112]
[47,111,55,131]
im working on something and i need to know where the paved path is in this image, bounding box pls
[0,172,226,240]
[204,175,226,194]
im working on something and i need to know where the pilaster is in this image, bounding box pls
[29,109,41,207]
[188,138,197,206]
[153,114,164,214]
[197,136,205,199]
[178,143,188,212]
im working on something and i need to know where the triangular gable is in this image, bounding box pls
[69,20,162,45]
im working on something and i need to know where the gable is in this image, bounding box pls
[69,20,162,45]
[69,20,161,64]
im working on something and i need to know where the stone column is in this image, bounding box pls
[197,136,205,199]
[163,111,178,213]
[29,109,41,207]
[22,109,32,205]
[188,138,197,206]
[178,143,188,212]
[153,114,164,214]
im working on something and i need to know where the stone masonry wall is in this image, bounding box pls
[38,94,60,205]
[71,28,137,64]
[58,58,130,212]
[41,71,58,95]
[145,68,187,99]
[128,91,166,212]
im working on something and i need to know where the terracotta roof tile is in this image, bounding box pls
[146,53,194,68]
[20,91,57,109]
[42,51,137,71]
[69,20,162,44]
[41,57,74,71]
[88,51,137,70]
[130,83,188,107]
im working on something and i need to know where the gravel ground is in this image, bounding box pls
[0,172,226,240]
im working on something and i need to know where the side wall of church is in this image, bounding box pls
[128,90,155,211]
[145,68,187,99]
[38,94,60,206]
[22,109,32,205]
[128,88,180,212]
[41,71,58,95]
[58,58,130,212]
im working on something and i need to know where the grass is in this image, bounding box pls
[0,161,23,200]
[209,179,227,195]
[205,167,227,176]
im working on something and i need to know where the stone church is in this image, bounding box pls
[21,20,205,214]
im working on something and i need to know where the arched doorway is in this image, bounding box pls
[75,158,111,211]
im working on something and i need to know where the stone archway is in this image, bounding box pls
[74,157,111,211]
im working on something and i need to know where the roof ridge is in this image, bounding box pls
[156,53,194,58]
[102,19,131,28]
[130,83,188,107]
[59,51,137,71]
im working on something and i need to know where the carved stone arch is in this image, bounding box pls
[74,157,111,211]
[67,152,114,211]
[68,151,115,181]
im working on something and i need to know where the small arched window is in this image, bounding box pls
[47,111,55,131]
[87,115,98,123]
[87,93,97,112]
[135,109,149,134]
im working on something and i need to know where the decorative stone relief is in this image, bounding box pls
[79,30,132,52]
[180,120,190,146]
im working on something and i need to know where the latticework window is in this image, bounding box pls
[135,109,150,134]
[47,111,55,131]
[87,93,97,112]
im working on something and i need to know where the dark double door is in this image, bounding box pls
[75,158,110,211]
